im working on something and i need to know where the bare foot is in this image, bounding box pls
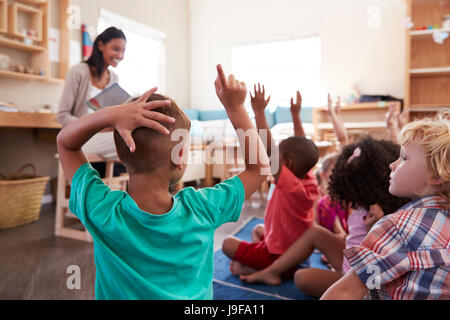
[239,268,282,286]
[229,261,256,276]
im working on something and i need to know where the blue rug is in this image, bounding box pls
[213,217,329,300]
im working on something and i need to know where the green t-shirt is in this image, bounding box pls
[69,163,245,300]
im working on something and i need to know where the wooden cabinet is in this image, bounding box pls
[404,0,450,120]
[0,0,70,84]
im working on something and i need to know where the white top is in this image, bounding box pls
[87,85,105,114]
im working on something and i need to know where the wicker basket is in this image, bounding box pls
[0,164,50,229]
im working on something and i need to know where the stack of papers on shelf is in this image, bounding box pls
[86,83,131,111]
[0,101,18,112]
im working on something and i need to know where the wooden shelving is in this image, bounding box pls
[410,66,450,77]
[0,69,63,83]
[0,0,70,84]
[0,0,6,34]
[312,102,401,141]
[0,68,45,80]
[409,103,450,112]
[410,28,450,38]
[19,0,48,4]
[8,2,43,42]
[0,110,61,129]
[404,0,450,118]
[0,36,45,51]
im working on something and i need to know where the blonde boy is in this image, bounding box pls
[56,65,269,299]
[321,110,449,300]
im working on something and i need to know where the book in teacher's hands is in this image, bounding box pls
[86,83,131,111]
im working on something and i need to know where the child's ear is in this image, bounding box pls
[285,158,293,170]
[175,143,188,170]
[178,146,184,169]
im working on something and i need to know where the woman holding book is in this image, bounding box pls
[57,27,126,160]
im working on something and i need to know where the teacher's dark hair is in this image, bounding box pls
[85,27,126,79]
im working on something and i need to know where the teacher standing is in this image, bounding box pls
[57,27,126,159]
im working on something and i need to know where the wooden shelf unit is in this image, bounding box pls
[0,36,44,51]
[8,1,43,42]
[404,0,450,119]
[312,101,401,141]
[0,0,70,84]
[410,28,450,38]
[0,0,6,33]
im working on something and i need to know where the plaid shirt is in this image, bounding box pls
[344,195,449,300]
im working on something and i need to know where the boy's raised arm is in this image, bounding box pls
[290,90,305,137]
[56,87,174,184]
[250,83,274,157]
[214,65,270,199]
[249,83,282,182]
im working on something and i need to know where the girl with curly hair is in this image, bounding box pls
[323,110,449,300]
[240,137,410,298]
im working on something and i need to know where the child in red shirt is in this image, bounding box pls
[222,84,319,275]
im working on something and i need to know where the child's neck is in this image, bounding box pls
[127,170,173,215]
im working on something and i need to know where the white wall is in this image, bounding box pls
[190,0,407,110]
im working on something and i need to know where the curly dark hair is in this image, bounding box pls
[328,137,410,215]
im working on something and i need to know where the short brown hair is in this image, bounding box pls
[114,93,191,174]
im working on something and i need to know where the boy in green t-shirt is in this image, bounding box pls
[56,65,270,299]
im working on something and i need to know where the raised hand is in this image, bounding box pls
[327,94,341,115]
[327,93,334,114]
[397,107,409,130]
[250,83,271,115]
[335,96,342,116]
[290,90,302,115]
[384,102,398,130]
[114,87,175,152]
[214,64,247,112]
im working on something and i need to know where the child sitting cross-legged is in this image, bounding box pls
[240,137,410,298]
[222,84,320,277]
[56,65,270,300]
[322,109,450,300]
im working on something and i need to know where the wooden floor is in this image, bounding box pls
[0,194,266,300]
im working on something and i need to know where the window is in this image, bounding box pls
[231,37,321,111]
[98,9,165,96]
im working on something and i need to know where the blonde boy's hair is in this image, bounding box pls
[398,109,450,203]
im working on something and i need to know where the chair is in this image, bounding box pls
[54,154,128,242]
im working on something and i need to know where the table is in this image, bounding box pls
[0,111,61,129]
